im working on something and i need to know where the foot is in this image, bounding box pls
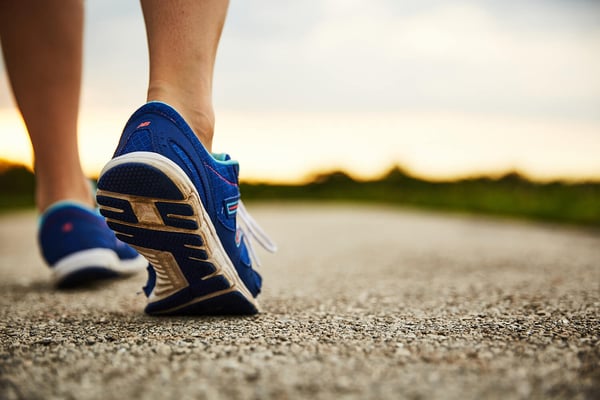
[38,201,148,288]
[96,102,276,315]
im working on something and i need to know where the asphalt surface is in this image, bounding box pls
[0,203,599,400]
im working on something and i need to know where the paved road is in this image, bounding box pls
[1,204,599,400]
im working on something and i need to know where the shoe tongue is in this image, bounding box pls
[212,153,231,162]
[212,153,240,178]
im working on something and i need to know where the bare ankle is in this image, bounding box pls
[182,108,215,151]
[36,175,94,212]
[147,83,215,151]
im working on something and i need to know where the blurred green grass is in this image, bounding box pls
[0,161,35,212]
[240,168,600,227]
[1,160,599,227]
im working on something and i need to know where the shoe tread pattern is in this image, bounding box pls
[97,162,257,315]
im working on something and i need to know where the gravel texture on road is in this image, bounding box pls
[1,204,599,400]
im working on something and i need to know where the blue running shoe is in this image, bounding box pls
[39,201,148,288]
[96,102,276,315]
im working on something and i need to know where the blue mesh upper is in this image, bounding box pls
[112,102,262,296]
[38,202,139,266]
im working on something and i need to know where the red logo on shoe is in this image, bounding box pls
[61,222,74,233]
[136,121,151,129]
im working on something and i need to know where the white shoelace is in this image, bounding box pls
[237,201,277,266]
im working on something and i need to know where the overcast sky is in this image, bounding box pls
[219,0,600,120]
[1,0,599,181]
[57,0,600,119]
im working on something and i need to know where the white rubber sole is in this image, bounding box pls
[52,248,147,285]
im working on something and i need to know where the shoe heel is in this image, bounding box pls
[97,153,259,315]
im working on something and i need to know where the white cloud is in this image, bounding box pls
[2,0,598,120]
[216,0,600,119]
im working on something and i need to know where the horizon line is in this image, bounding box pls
[2,157,599,186]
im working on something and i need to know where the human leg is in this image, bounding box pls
[0,0,146,286]
[141,0,230,151]
[97,0,276,314]
[0,0,92,211]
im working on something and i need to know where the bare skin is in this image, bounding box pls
[0,0,229,211]
[142,0,229,152]
[0,0,92,211]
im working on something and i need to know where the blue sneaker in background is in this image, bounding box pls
[39,201,147,288]
[96,102,276,315]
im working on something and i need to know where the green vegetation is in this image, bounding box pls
[1,160,598,227]
[0,161,35,211]
[240,167,600,227]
